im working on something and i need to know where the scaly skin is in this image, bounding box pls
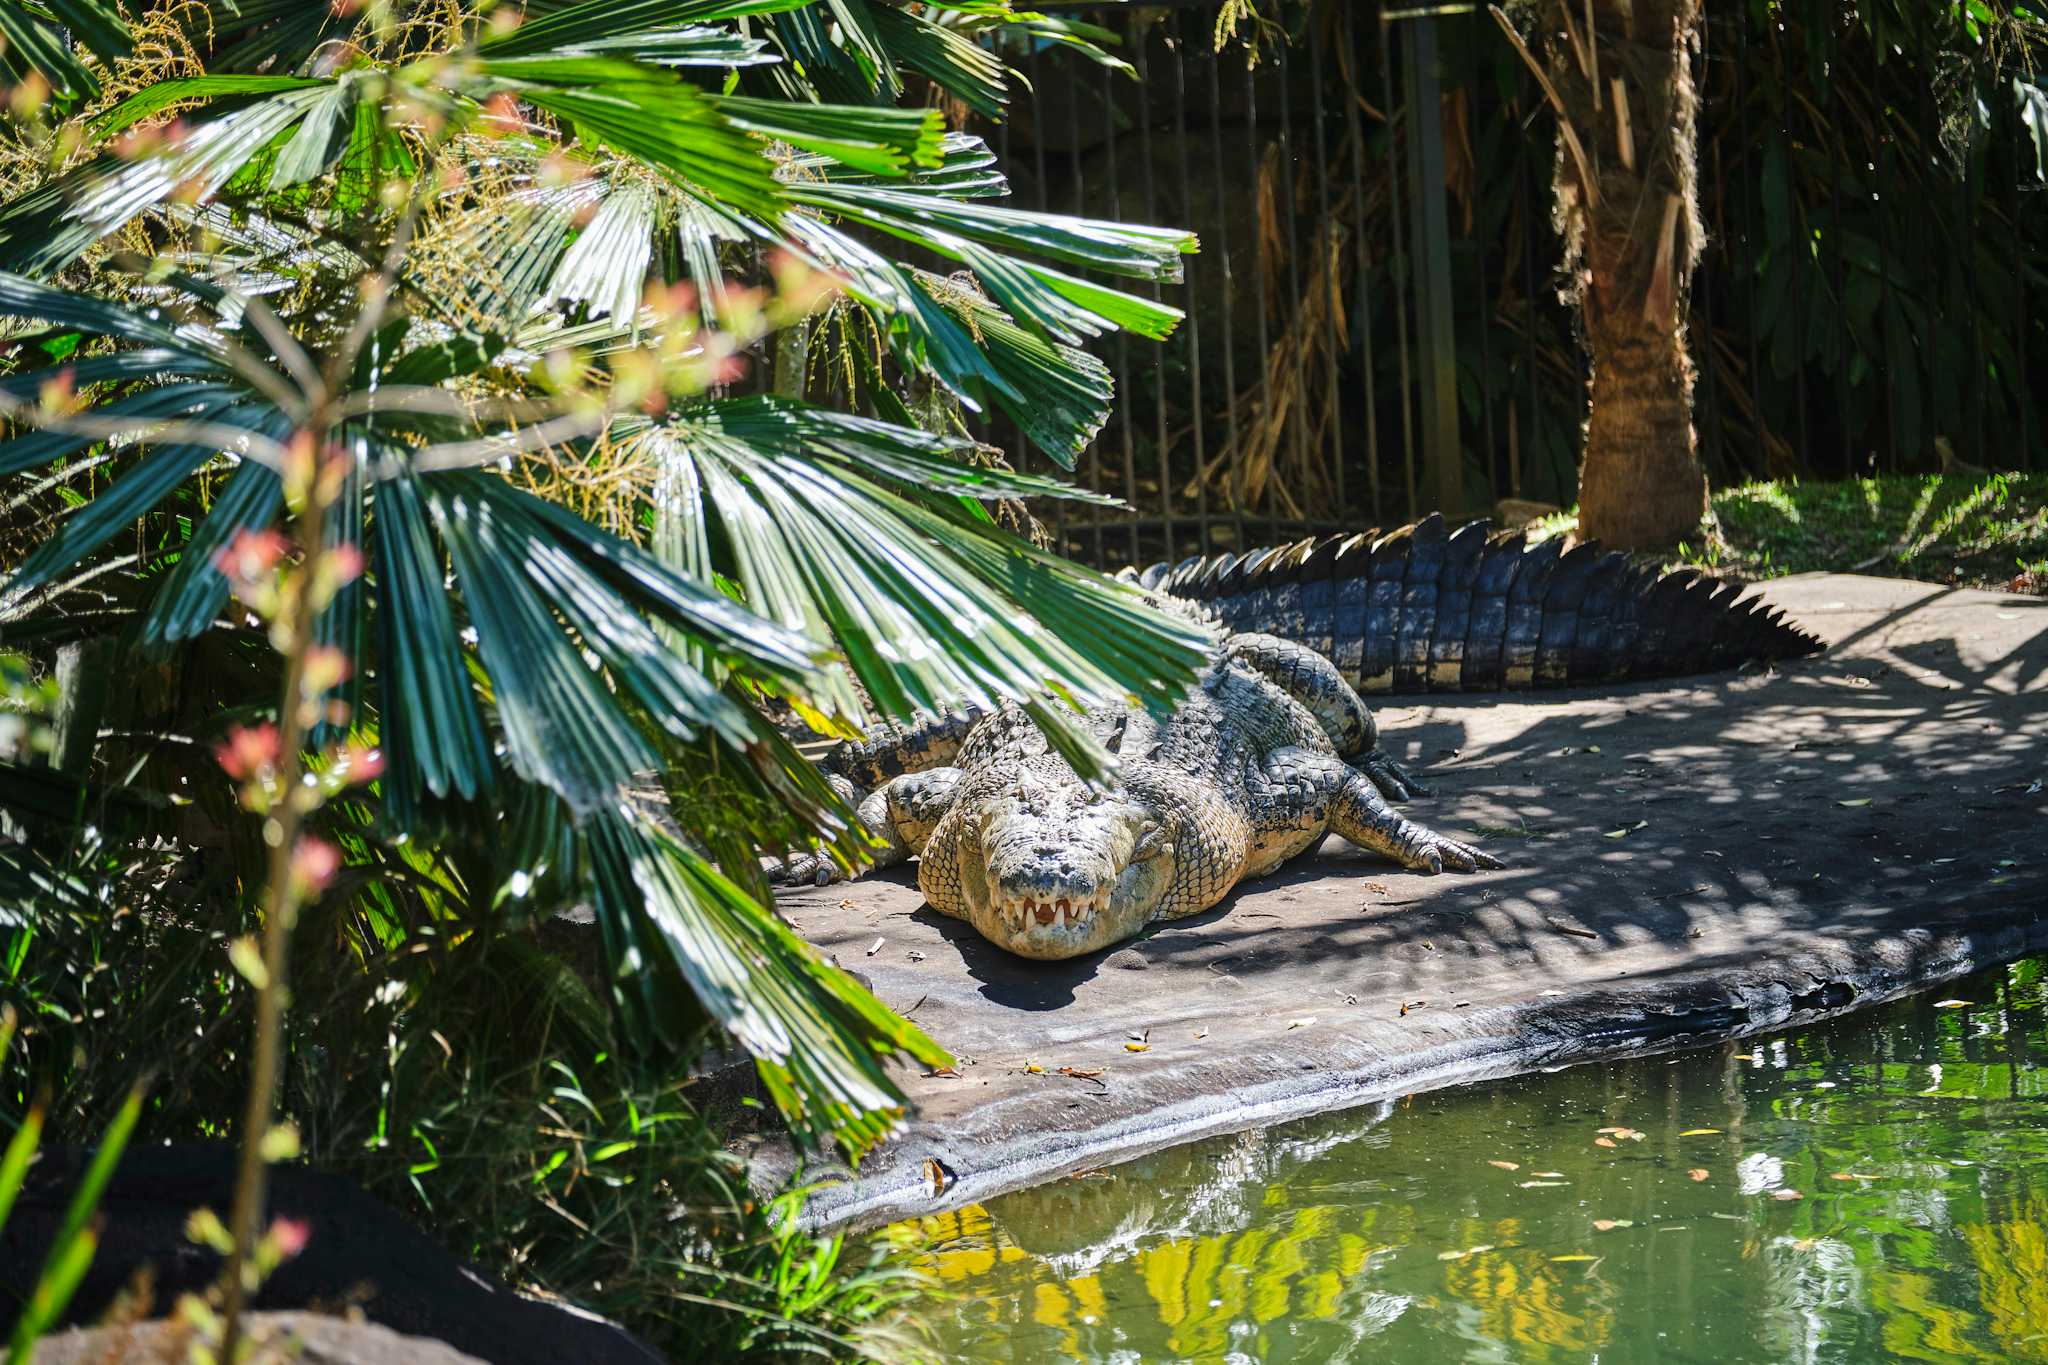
[787,633,1498,960]
[1137,513,1823,693]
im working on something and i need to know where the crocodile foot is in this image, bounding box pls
[775,851,841,887]
[1396,826,1502,875]
[1357,749,1432,802]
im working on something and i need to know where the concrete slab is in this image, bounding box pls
[756,575,2048,1230]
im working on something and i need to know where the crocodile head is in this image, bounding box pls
[952,772,1174,960]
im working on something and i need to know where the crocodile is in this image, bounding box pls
[790,631,1498,960]
[1136,513,1822,693]
[783,517,1819,960]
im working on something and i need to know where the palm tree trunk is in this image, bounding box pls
[1545,0,1709,549]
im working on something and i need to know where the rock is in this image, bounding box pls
[32,1312,488,1365]
[0,1146,664,1365]
[1103,949,1149,971]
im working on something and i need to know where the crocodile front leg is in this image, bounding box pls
[1227,631,1431,801]
[1328,768,1499,874]
[780,767,963,886]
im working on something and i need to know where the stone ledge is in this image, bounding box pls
[752,575,2048,1230]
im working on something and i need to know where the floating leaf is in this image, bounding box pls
[1437,1244,1495,1261]
[1592,1219,1633,1231]
[1595,1137,1617,1148]
[1688,1168,1710,1182]
[1772,1189,1804,1201]
[1836,798,1872,807]
[1551,1254,1597,1262]
[1520,1180,1569,1188]
[1604,820,1648,838]
[1679,1128,1722,1136]
[1488,1160,1521,1171]
[1533,1171,1565,1179]
[1934,999,1972,1008]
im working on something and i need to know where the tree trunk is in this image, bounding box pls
[1545,0,1709,550]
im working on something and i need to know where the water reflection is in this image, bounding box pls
[903,959,2048,1362]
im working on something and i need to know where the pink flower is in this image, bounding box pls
[215,723,281,781]
[214,529,290,586]
[290,839,341,898]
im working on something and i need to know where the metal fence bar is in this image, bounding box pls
[1102,55,1141,564]
[1134,14,1175,558]
[1342,3,1383,522]
[1171,8,1210,555]
[1205,27,1245,550]
[1243,43,1278,545]
[1307,12,1344,520]
[1378,16,1418,518]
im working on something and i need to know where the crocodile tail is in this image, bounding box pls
[1145,513,1823,693]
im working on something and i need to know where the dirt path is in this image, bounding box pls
[754,574,2048,1230]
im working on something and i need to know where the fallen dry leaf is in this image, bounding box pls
[1192,1026,1209,1040]
[1022,1061,1044,1074]
[1688,1168,1710,1182]
[1364,881,1389,894]
[1125,1042,1150,1053]
[1287,1016,1317,1029]
[922,1066,960,1078]
[923,1157,954,1194]
[907,950,926,962]
[1399,999,1426,1016]
[865,937,884,956]
[1488,1160,1520,1171]
[1772,1189,1804,1202]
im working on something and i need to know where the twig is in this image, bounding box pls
[1489,5,1600,210]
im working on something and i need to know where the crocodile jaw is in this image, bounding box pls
[958,790,1166,959]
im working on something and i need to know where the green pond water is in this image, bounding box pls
[895,958,2048,1362]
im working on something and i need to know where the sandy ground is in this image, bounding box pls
[753,574,2048,1229]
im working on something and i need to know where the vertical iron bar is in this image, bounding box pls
[1103,54,1140,565]
[1245,40,1278,542]
[1786,89,1809,473]
[1343,3,1382,522]
[1308,11,1345,521]
[1733,11,1765,471]
[1063,24,1099,565]
[1276,31,1310,524]
[1206,21,1244,548]
[1967,111,1985,469]
[1027,37,1067,551]
[1826,30,1849,475]
[1877,130,1897,473]
[1474,161,1495,499]
[1135,14,1175,559]
[2014,87,2033,470]
[1171,9,1209,555]
[1400,14,1462,514]
[1519,114,1539,503]
[1378,16,1418,518]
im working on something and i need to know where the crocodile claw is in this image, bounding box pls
[776,852,842,887]
[1358,750,1431,802]
[1405,833,1502,875]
